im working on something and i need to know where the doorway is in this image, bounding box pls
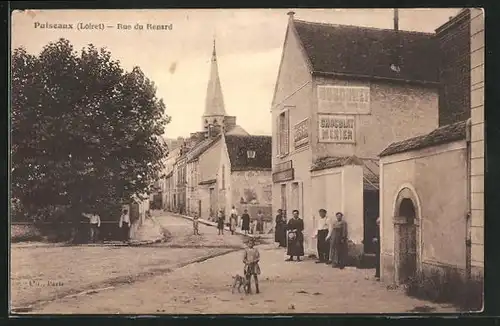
[363,190,379,254]
[396,198,418,283]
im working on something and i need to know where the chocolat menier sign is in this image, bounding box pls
[318,114,355,143]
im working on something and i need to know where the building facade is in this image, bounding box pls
[217,134,273,221]
[469,7,484,284]
[436,9,471,126]
[377,8,484,310]
[379,121,468,285]
[271,12,440,257]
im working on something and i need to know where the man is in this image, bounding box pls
[286,210,304,262]
[312,209,331,263]
[373,217,381,280]
[87,212,101,243]
[119,208,131,243]
[326,212,348,269]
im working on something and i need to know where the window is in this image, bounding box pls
[221,165,225,189]
[278,110,290,156]
[280,184,287,214]
[247,150,256,159]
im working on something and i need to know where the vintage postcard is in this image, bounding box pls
[10,8,484,315]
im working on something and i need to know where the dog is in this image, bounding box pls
[231,274,250,294]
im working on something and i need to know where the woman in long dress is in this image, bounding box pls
[327,212,348,269]
[256,210,264,234]
[230,214,237,235]
[241,209,250,235]
[274,209,286,247]
[286,209,304,261]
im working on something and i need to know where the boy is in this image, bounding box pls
[243,237,261,294]
[193,214,200,235]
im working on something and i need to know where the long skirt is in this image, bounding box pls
[230,218,237,231]
[287,231,304,256]
[275,224,286,247]
[330,239,348,267]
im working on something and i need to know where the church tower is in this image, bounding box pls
[202,39,227,133]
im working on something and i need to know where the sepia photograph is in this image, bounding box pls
[10,7,484,315]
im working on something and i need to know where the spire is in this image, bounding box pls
[203,37,226,118]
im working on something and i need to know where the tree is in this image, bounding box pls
[11,38,170,227]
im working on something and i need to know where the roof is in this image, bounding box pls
[226,124,249,136]
[293,19,439,84]
[310,156,363,172]
[379,120,467,157]
[224,135,272,172]
[310,156,380,190]
[198,179,216,186]
[186,135,222,163]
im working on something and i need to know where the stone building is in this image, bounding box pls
[271,12,440,257]
[378,8,483,309]
[216,134,273,221]
[379,121,468,284]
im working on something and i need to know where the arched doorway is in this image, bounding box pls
[393,187,420,284]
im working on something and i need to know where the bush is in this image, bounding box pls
[404,266,483,311]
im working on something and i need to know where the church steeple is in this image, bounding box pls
[203,37,226,131]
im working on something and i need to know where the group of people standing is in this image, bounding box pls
[84,207,132,243]
[274,208,349,268]
[216,206,266,236]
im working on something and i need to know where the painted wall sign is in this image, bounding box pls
[293,118,309,149]
[272,168,294,183]
[317,85,370,114]
[318,114,355,143]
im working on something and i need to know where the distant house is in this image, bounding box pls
[271,11,440,257]
[217,134,273,221]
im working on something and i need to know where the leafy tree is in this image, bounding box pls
[11,38,170,230]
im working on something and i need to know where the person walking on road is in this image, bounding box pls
[119,208,131,243]
[230,205,239,228]
[217,209,225,235]
[193,214,200,235]
[241,209,250,235]
[230,213,237,235]
[274,209,287,248]
[256,210,264,234]
[286,210,305,262]
[326,212,348,269]
[312,209,331,263]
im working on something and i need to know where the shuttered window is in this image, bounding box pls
[278,110,290,156]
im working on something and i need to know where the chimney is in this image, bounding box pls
[393,8,399,31]
[287,11,295,20]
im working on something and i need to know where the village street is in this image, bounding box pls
[12,213,458,314]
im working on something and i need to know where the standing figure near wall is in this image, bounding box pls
[313,209,331,263]
[217,209,225,235]
[286,210,305,262]
[274,209,287,248]
[256,210,264,234]
[241,209,250,235]
[327,212,348,269]
[230,205,239,227]
[373,217,381,280]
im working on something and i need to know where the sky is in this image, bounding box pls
[11,8,461,138]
